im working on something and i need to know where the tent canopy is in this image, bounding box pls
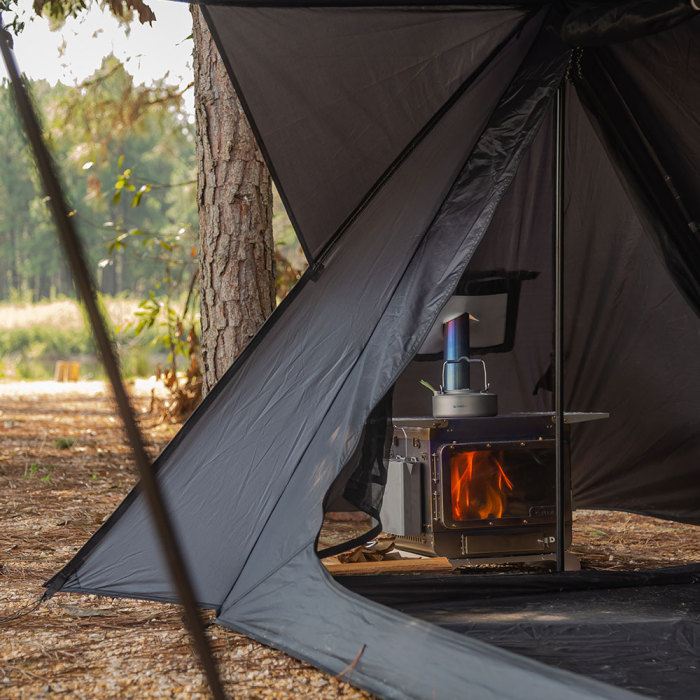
[46,2,700,698]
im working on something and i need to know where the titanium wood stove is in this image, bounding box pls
[381,413,604,566]
[380,277,605,566]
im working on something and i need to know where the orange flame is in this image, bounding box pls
[450,450,513,520]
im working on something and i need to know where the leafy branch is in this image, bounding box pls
[105,155,202,418]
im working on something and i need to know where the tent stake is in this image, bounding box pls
[554,83,566,572]
[0,18,227,700]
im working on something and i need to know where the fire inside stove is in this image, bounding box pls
[440,441,558,530]
[450,450,513,521]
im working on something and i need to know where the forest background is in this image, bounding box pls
[0,52,305,381]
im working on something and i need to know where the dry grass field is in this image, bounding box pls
[0,300,144,332]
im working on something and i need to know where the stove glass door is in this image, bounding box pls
[439,440,559,529]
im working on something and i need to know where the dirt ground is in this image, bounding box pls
[1,381,699,698]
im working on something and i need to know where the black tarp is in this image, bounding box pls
[46,3,700,698]
[339,565,700,699]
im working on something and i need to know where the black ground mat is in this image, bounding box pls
[338,564,700,698]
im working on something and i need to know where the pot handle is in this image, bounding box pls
[441,356,490,393]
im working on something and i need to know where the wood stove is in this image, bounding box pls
[380,275,605,566]
[380,414,601,565]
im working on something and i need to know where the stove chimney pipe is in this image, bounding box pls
[444,313,471,391]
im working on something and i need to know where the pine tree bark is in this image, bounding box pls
[191,8,276,395]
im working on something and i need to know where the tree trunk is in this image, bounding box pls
[191,8,276,396]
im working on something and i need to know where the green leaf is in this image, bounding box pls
[131,186,150,208]
[419,379,437,393]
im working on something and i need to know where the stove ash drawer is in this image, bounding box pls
[379,459,423,537]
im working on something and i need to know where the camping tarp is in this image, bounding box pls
[46,3,699,698]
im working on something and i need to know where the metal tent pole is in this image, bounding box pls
[0,18,226,700]
[554,83,566,572]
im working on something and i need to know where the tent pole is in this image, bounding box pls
[554,82,566,572]
[0,18,227,700]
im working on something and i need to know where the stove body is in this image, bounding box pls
[383,415,572,561]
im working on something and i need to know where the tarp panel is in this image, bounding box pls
[585,19,700,313]
[607,17,699,228]
[205,5,530,259]
[564,89,700,522]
